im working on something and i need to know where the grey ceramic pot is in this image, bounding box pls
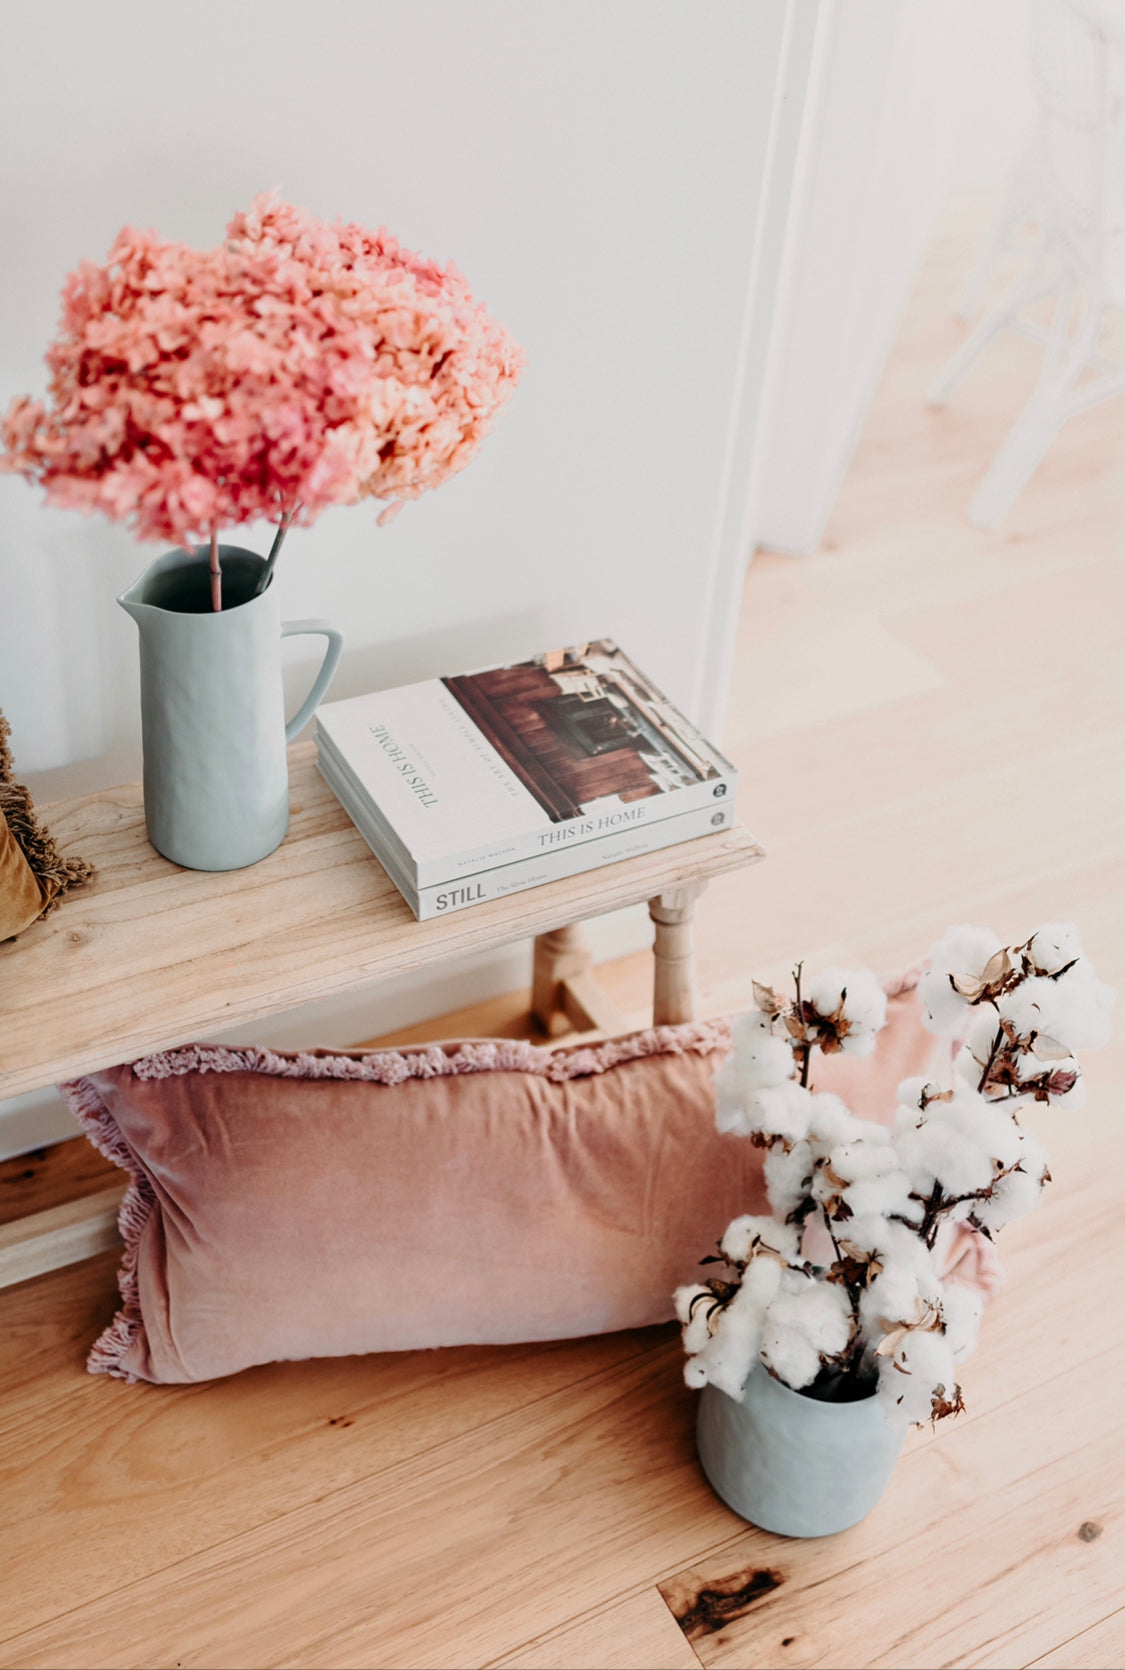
[697,1366,906,1538]
[119,546,343,872]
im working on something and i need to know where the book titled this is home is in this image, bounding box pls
[315,638,738,912]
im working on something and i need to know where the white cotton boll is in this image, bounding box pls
[807,1092,865,1147]
[918,924,1003,1036]
[851,1115,898,1143]
[897,1077,933,1112]
[931,924,1004,974]
[714,1068,794,1135]
[968,1008,1001,1055]
[940,1283,984,1365]
[1028,923,1084,975]
[839,970,888,1054]
[1000,970,1114,1055]
[956,1007,1007,1087]
[759,1328,821,1391]
[682,1300,754,1398]
[971,1164,1046,1230]
[954,1045,981,1089]
[752,1081,814,1142]
[675,1282,710,1326]
[731,1008,776,1047]
[908,1089,1022,1174]
[829,1139,900,1185]
[675,1285,717,1355]
[720,1214,799,1266]
[730,1031,796,1091]
[714,1090,756,1138]
[858,1234,944,1336]
[972,1131,1049,1231]
[714,1044,806,1141]
[717,1080,811,1142]
[960,1009,1003,1079]
[839,1027,878,1060]
[895,1109,993,1200]
[918,968,973,1038]
[840,1211,892,1256]
[851,1214,939,1278]
[966,1098,1025,1168]
[760,1276,853,1391]
[681,1314,713,1356]
[894,1104,922,1139]
[687,1256,783,1399]
[1000,977,1069,1043]
[845,1170,916,1219]
[840,969,889,1027]
[821,1136,915,1219]
[877,1328,958,1425]
[806,967,887,1056]
[896,1087,1017,1194]
[772,1273,853,1351]
[860,1265,922,1336]
[1050,965,1115,1051]
[764,1139,814,1218]
[806,967,848,1016]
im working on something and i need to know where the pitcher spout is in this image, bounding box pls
[117,573,150,622]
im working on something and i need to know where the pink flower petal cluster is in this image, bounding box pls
[2,193,524,546]
[227,194,525,522]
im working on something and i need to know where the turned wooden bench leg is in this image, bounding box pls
[532,925,590,1036]
[531,924,627,1038]
[649,882,707,1026]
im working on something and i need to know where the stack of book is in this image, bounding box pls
[315,637,738,920]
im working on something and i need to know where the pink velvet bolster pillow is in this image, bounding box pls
[61,977,962,1386]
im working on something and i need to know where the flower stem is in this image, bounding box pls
[254,506,297,598]
[977,1024,1005,1094]
[209,531,222,613]
[793,960,812,1087]
[825,1214,865,1385]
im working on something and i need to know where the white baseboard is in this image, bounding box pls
[0,904,652,1161]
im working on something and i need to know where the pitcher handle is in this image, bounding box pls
[281,620,345,743]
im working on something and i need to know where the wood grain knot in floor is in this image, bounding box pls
[658,1562,785,1641]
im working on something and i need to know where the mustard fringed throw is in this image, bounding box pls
[0,710,95,941]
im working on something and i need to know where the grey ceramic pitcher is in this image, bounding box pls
[119,545,343,872]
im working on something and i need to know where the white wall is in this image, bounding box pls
[0,1,819,1152]
[0,0,789,784]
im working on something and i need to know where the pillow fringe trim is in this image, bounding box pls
[59,1076,156,1382]
[126,1019,735,1085]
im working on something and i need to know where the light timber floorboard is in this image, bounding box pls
[0,1139,122,1227]
[487,1586,706,1670]
[2,189,1124,1667]
[1027,1607,1125,1669]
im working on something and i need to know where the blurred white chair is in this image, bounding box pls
[950,122,1046,323]
[928,0,1125,528]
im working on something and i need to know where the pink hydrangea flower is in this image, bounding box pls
[227,193,525,523]
[2,193,524,546]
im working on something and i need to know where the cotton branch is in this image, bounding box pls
[680,921,1112,1426]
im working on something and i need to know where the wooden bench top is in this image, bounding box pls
[0,741,764,1098]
